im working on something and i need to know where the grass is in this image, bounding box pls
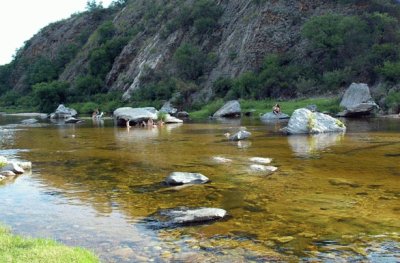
[0,225,99,263]
[189,97,342,120]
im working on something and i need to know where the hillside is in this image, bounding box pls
[0,0,400,114]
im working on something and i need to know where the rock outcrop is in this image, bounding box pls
[49,104,78,119]
[213,100,241,118]
[159,102,178,115]
[338,83,379,117]
[282,108,346,134]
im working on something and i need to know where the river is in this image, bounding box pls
[0,115,399,262]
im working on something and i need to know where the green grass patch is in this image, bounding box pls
[189,97,341,120]
[189,99,225,119]
[0,225,98,263]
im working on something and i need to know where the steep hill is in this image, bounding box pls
[1,0,400,113]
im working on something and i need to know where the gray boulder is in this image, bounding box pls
[50,104,77,119]
[282,108,346,135]
[170,208,227,224]
[260,112,290,121]
[165,172,209,185]
[213,100,241,118]
[339,83,378,116]
[160,101,178,115]
[228,130,251,141]
[149,207,227,226]
[113,107,158,126]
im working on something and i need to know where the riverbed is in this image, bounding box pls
[0,115,399,262]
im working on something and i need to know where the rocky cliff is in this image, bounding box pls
[1,0,400,108]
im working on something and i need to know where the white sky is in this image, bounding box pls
[0,0,114,65]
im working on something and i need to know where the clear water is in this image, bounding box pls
[0,115,399,262]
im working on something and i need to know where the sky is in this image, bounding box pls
[0,0,114,65]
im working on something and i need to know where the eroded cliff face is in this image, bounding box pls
[7,0,356,102]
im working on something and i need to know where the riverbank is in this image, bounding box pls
[0,225,98,263]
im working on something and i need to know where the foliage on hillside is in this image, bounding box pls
[0,0,399,114]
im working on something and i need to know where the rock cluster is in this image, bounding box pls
[49,104,78,119]
[0,156,32,182]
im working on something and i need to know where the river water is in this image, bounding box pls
[0,115,399,262]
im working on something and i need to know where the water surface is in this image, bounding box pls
[0,116,399,262]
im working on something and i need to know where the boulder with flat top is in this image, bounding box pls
[113,107,158,126]
[260,112,290,121]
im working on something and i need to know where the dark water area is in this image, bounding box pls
[0,115,399,262]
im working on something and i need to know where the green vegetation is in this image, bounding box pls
[0,225,98,263]
[1,0,400,115]
[189,97,341,119]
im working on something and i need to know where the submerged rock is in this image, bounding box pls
[228,130,251,141]
[249,157,272,164]
[165,172,209,185]
[170,208,227,224]
[212,156,233,163]
[250,164,278,173]
[329,178,360,188]
[147,207,227,227]
[21,118,38,125]
[65,117,82,124]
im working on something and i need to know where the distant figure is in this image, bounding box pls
[272,104,281,115]
[92,108,103,119]
[126,119,131,128]
[147,118,156,128]
[157,120,164,127]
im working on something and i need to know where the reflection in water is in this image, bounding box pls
[0,116,400,262]
[288,133,344,158]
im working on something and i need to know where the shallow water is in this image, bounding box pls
[0,116,399,262]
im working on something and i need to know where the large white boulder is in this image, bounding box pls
[50,104,77,119]
[282,108,346,134]
[113,107,158,126]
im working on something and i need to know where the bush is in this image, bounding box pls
[386,90,400,113]
[378,61,400,82]
[74,75,104,98]
[32,81,70,113]
[213,77,233,98]
[174,43,207,80]
[25,57,58,86]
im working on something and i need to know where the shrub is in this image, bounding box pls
[378,61,400,82]
[32,81,70,113]
[25,57,58,86]
[174,43,207,80]
[213,77,233,98]
[386,90,400,113]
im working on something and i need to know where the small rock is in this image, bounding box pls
[272,236,294,243]
[228,130,251,141]
[21,118,38,125]
[212,156,232,163]
[112,247,134,258]
[165,172,209,185]
[249,157,272,164]
[250,164,278,173]
[329,178,360,188]
[176,111,189,118]
[65,117,81,124]
[164,114,183,124]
